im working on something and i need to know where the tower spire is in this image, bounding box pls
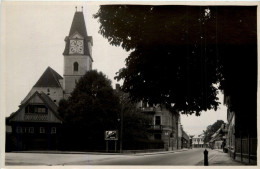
[82,6,83,12]
[75,6,77,12]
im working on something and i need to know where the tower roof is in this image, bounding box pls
[33,67,63,88]
[69,11,88,37]
[63,11,93,58]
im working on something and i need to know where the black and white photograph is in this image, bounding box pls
[1,1,259,167]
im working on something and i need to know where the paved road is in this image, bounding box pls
[5,148,218,166]
[81,148,217,165]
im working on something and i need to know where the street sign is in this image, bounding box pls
[105,130,118,140]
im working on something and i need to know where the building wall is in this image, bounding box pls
[192,137,205,148]
[182,130,190,148]
[140,103,180,150]
[214,140,223,149]
[7,122,61,151]
[160,108,180,150]
[227,110,235,156]
[63,55,92,95]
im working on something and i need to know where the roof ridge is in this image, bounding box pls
[49,67,63,88]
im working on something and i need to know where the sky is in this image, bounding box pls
[1,1,228,137]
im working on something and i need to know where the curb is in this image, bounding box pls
[10,151,121,155]
[133,149,189,156]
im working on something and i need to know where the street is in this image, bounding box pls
[5,148,224,166]
[86,148,216,165]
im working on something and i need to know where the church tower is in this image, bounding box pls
[63,9,93,98]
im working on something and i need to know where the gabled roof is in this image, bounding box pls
[7,91,63,123]
[33,67,63,88]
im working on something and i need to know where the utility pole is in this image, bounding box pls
[120,105,123,153]
[116,84,124,153]
[176,120,178,149]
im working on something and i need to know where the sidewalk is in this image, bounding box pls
[197,149,244,166]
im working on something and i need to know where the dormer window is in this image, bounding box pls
[74,62,79,71]
[25,105,47,114]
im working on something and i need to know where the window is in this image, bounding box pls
[16,127,22,133]
[29,127,34,133]
[74,62,79,71]
[25,105,47,114]
[155,116,161,125]
[22,127,27,133]
[142,101,148,108]
[25,105,34,113]
[154,134,162,140]
[40,127,45,133]
[51,127,56,134]
[38,107,46,113]
[16,127,34,134]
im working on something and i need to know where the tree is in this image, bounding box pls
[115,87,152,150]
[203,120,224,143]
[58,70,120,150]
[94,5,257,116]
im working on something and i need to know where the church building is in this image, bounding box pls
[6,9,93,151]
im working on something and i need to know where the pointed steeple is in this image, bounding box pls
[63,10,93,56]
[69,11,88,37]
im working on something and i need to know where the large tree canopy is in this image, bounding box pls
[115,88,153,149]
[58,70,153,150]
[58,70,120,150]
[59,70,119,126]
[94,6,257,116]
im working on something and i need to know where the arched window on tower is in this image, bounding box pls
[74,62,79,71]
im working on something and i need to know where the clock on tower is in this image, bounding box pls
[69,39,84,54]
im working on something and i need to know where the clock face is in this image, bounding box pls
[69,40,84,54]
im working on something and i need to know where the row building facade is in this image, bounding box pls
[137,101,187,150]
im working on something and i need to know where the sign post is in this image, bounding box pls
[115,140,117,152]
[105,130,118,152]
[106,141,108,152]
